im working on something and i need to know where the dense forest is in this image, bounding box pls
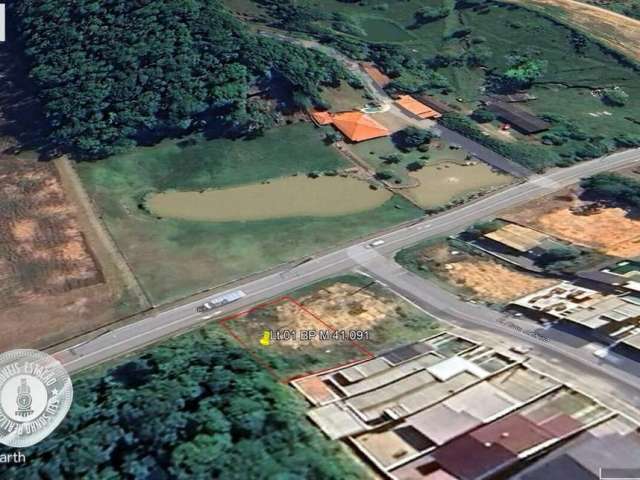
[4,331,364,479]
[11,0,351,159]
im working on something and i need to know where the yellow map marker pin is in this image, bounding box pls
[259,330,271,346]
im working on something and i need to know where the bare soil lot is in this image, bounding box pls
[222,275,441,379]
[413,244,558,303]
[502,190,640,257]
[278,282,399,344]
[0,156,145,350]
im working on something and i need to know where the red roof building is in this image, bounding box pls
[310,109,334,126]
[331,111,390,142]
[396,95,442,119]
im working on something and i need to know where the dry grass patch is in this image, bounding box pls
[0,156,144,350]
[282,282,398,332]
[445,260,559,302]
[408,243,557,303]
[536,206,640,257]
[503,190,640,257]
[0,157,103,306]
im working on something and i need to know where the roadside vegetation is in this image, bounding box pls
[3,330,365,479]
[581,172,640,209]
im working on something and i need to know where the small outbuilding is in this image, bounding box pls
[415,94,454,114]
[395,95,442,120]
[484,100,550,134]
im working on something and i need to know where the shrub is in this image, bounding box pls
[471,108,495,123]
[465,219,503,238]
[374,170,394,181]
[407,161,425,171]
[382,153,402,164]
[393,127,437,150]
[602,87,629,106]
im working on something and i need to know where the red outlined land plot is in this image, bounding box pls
[219,296,374,383]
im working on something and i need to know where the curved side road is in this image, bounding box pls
[357,251,640,411]
[53,148,640,377]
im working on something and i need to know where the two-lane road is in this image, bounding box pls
[54,148,640,373]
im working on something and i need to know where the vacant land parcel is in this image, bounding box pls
[0,156,145,350]
[221,274,442,380]
[396,240,557,303]
[502,190,640,257]
[79,123,421,305]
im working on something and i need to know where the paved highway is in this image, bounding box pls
[53,148,640,374]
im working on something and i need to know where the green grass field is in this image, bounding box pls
[78,123,422,305]
[349,136,470,184]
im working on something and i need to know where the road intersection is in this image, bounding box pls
[53,147,640,387]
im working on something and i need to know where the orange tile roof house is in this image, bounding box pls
[331,111,390,142]
[396,95,442,119]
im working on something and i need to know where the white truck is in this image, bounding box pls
[197,290,246,313]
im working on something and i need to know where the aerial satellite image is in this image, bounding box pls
[0,0,640,478]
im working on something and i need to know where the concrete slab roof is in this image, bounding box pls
[427,356,488,382]
[485,223,549,253]
[307,403,363,440]
[406,403,481,446]
[444,382,515,421]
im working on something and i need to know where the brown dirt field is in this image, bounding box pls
[271,283,398,349]
[0,156,146,351]
[418,244,557,302]
[509,0,640,61]
[0,157,102,305]
[445,261,559,302]
[502,191,640,257]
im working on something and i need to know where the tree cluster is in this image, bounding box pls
[4,332,364,479]
[13,0,350,159]
[414,6,451,25]
[602,87,629,107]
[393,126,437,150]
[581,173,640,209]
[499,56,548,90]
[535,245,582,272]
